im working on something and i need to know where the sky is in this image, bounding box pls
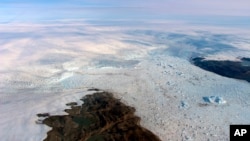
[0,0,250,24]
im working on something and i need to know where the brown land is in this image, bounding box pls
[41,92,161,141]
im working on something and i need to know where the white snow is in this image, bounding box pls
[0,88,96,141]
[1,21,250,141]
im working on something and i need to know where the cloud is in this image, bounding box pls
[0,0,249,23]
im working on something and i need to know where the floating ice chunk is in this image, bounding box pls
[202,96,226,105]
[176,72,184,76]
[179,101,189,109]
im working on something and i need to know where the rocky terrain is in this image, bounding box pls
[40,91,161,141]
[192,57,250,82]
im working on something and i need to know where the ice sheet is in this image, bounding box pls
[1,22,250,141]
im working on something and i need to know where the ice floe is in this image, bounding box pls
[203,96,227,105]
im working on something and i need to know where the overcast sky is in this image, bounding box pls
[1,0,250,23]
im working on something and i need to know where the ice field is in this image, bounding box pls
[0,22,250,141]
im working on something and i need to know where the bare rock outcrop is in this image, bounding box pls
[41,92,161,141]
